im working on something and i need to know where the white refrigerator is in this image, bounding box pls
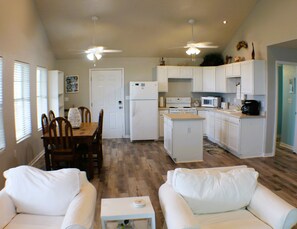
[130,81,158,141]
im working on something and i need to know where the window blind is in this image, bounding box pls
[0,58,5,149]
[14,61,31,142]
[36,67,48,130]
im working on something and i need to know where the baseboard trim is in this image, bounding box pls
[279,142,294,151]
[29,150,44,167]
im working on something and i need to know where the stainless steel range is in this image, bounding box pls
[166,97,197,114]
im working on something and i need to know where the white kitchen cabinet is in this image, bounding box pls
[197,110,207,135]
[228,117,240,152]
[225,62,241,77]
[209,110,265,158]
[159,109,169,138]
[215,65,226,92]
[167,66,193,79]
[203,67,216,92]
[153,66,168,92]
[163,114,204,163]
[206,110,215,141]
[240,60,266,95]
[167,66,180,78]
[214,112,221,143]
[192,67,203,92]
[48,70,64,117]
[179,67,193,78]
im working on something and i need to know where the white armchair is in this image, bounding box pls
[0,166,97,229]
[159,166,297,229]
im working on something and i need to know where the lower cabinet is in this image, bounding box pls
[197,110,207,135]
[206,111,265,158]
[159,109,169,138]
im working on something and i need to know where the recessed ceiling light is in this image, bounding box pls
[223,20,227,24]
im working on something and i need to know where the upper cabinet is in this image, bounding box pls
[48,70,64,117]
[192,67,203,92]
[225,62,241,78]
[240,60,266,95]
[153,66,168,92]
[215,65,226,93]
[154,60,266,95]
[167,66,193,79]
[202,67,216,92]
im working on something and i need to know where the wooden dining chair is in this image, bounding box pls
[48,117,78,170]
[77,109,103,171]
[41,113,49,134]
[48,110,56,122]
[78,106,91,122]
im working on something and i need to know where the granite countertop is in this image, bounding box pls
[163,113,205,120]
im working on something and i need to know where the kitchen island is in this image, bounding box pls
[163,113,205,163]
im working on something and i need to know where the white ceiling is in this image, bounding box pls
[33,0,259,60]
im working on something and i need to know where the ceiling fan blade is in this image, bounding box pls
[102,49,122,53]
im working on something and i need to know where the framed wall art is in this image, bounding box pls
[65,75,79,93]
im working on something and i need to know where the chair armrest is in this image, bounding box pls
[159,183,200,229]
[0,189,16,228]
[61,182,97,229]
[248,183,297,229]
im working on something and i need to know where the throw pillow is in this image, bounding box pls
[172,167,258,214]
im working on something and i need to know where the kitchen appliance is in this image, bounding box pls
[166,97,197,114]
[130,81,158,141]
[201,96,221,108]
[241,100,260,115]
[159,96,165,107]
[221,102,229,110]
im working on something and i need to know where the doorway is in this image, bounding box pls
[276,62,297,153]
[89,68,125,138]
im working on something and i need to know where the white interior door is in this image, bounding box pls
[90,68,124,138]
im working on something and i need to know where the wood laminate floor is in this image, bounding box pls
[36,138,297,228]
[88,138,297,229]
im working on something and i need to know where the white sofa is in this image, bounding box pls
[0,166,97,229]
[159,166,297,229]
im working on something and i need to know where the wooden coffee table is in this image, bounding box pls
[101,196,156,229]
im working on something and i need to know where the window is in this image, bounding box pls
[36,67,48,130]
[14,61,31,142]
[0,58,5,149]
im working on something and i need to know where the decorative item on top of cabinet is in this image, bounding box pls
[160,57,165,66]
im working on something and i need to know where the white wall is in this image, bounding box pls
[223,0,297,155]
[56,57,202,135]
[0,0,55,187]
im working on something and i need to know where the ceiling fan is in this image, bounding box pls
[85,16,122,61]
[176,19,218,57]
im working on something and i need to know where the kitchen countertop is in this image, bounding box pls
[163,113,205,120]
[211,109,266,119]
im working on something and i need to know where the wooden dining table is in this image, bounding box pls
[41,122,98,179]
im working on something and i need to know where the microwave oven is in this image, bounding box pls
[201,96,221,108]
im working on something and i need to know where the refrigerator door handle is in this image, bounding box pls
[132,102,135,117]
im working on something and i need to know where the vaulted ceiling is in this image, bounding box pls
[34,0,259,60]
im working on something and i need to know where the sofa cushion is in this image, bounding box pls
[4,214,64,229]
[195,209,271,229]
[172,168,258,214]
[4,166,81,216]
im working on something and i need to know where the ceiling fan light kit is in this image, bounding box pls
[85,16,122,61]
[186,47,200,55]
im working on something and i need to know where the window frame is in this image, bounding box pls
[36,66,48,130]
[0,57,5,150]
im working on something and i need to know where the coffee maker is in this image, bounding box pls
[241,100,260,115]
